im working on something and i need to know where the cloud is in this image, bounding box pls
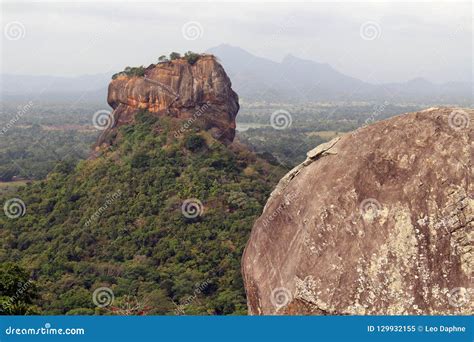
[1,1,471,83]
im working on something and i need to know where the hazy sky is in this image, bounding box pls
[1,0,472,83]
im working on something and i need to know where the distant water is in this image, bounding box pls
[236,123,269,132]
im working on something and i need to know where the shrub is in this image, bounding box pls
[131,152,150,168]
[184,134,206,151]
[66,308,94,315]
[0,263,38,315]
[184,51,200,65]
[158,55,168,63]
[169,52,181,60]
[112,66,146,79]
[135,110,158,125]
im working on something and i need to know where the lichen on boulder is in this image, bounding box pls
[242,107,473,315]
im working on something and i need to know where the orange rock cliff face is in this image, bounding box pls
[98,55,239,146]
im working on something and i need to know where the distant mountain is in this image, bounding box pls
[1,45,471,105]
[207,44,472,104]
[0,73,110,103]
[207,44,367,102]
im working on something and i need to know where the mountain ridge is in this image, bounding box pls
[207,44,471,104]
[2,45,471,104]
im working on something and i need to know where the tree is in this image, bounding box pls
[184,134,206,151]
[158,55,168,63]
[169,52,181,60]
[0,263,38,315]
[184,51,200,65]
[0,111,286,315]
[131,152,150,169]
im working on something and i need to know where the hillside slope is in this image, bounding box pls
[0,55,285,315]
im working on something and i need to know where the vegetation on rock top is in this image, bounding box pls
[112,51,204,79]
